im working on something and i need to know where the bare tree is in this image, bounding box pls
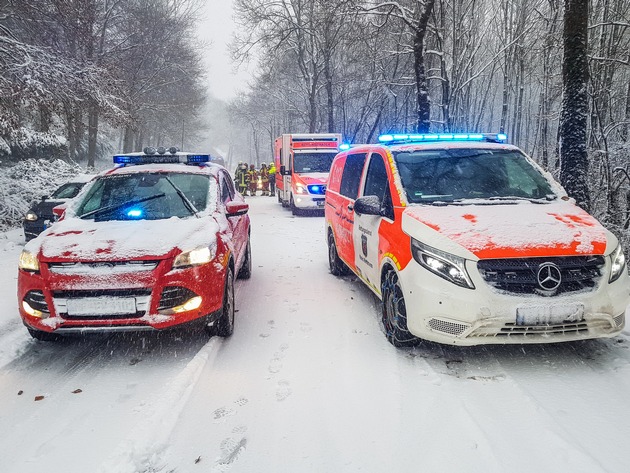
[559,0,590,210]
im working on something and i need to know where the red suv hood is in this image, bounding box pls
[32,217,218,262]
[402,201,608,259]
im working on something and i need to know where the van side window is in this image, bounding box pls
[364,153,394,220]
[339,153,367,199]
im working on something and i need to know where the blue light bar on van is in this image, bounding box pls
[378,133,508,144]
[339,143,351,151]
[113,154,210,165]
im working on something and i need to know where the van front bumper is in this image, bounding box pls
[397,260,630,346]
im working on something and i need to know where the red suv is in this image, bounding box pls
[18,149,251,340]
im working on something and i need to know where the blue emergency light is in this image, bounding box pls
[126,208,143,218]
[378,133,508,144]
[339,143,351,151]
[113,153,211,165]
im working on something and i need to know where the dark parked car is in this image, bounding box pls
[23,175,93,241]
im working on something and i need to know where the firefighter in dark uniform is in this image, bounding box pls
[235,162,249,195]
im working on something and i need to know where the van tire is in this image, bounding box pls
[328,231,350,276]
[290,195,300,215]
[381,270,419,347]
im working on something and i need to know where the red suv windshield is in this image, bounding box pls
[76,172,210,221]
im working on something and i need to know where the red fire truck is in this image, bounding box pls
[274,133,343,214]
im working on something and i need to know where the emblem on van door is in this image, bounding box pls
[537,262,562,291]
[361,234,368,257]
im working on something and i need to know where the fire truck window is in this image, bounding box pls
[339,153,367,199]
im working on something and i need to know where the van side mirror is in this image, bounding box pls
[280,165,290,176]
[353,196,383,216]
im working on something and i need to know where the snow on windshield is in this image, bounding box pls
[76,172,211,221]
[395,149,555,203]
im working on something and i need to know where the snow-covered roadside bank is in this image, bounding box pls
[0,229,31,369]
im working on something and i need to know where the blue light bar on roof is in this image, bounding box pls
[187,154,210,163]
[378,133,508,144]
[113,153,210,165]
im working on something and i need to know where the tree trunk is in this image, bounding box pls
[413,0,436,133]
[324,53,335,133]
[559,0,590,211]
[87,103,98,169]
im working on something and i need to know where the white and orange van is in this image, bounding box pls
[325,133,629,346]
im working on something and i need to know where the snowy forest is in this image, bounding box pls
[1,0,629,248]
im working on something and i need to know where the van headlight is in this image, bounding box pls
[411,239,475,289]
[173,246,216,269]
[609,243,627,283]
[295,184,308,195]
[19,250,40,272]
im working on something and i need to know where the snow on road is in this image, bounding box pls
[0,196,629,473]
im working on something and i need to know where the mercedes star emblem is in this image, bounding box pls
[537,262,562,291]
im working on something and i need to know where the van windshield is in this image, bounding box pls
[293,152,337,173]
[394,148,556,204]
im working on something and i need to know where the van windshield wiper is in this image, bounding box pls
[487,195,556,203]
[79,193,166,219]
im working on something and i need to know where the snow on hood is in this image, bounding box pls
[402,200,609,259]
[28,216,219,261]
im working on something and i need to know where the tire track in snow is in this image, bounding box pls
[95,337,221,473]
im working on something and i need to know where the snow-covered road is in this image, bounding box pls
[1,197,629,473]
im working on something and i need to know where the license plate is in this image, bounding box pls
[66,297,137,316]
[516,304,584,326]
[316,200,325,206]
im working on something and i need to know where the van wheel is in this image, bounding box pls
[212,267,235,337]
[237,236,252,280]
[381,270,419,347]
[328,231,349,276]
[290,195,300,215]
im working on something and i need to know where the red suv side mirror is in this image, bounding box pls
[226,201,249,216]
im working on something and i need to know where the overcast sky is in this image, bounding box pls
[198,0,254,101]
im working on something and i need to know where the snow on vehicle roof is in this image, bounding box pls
[102,163,219,177]
[69,173,97,183]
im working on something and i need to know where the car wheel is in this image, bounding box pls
[27,327,61,342]
[237,235,252,280]
[213,267,235,337]
[381,270,419,347]
[328,230,349,276]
